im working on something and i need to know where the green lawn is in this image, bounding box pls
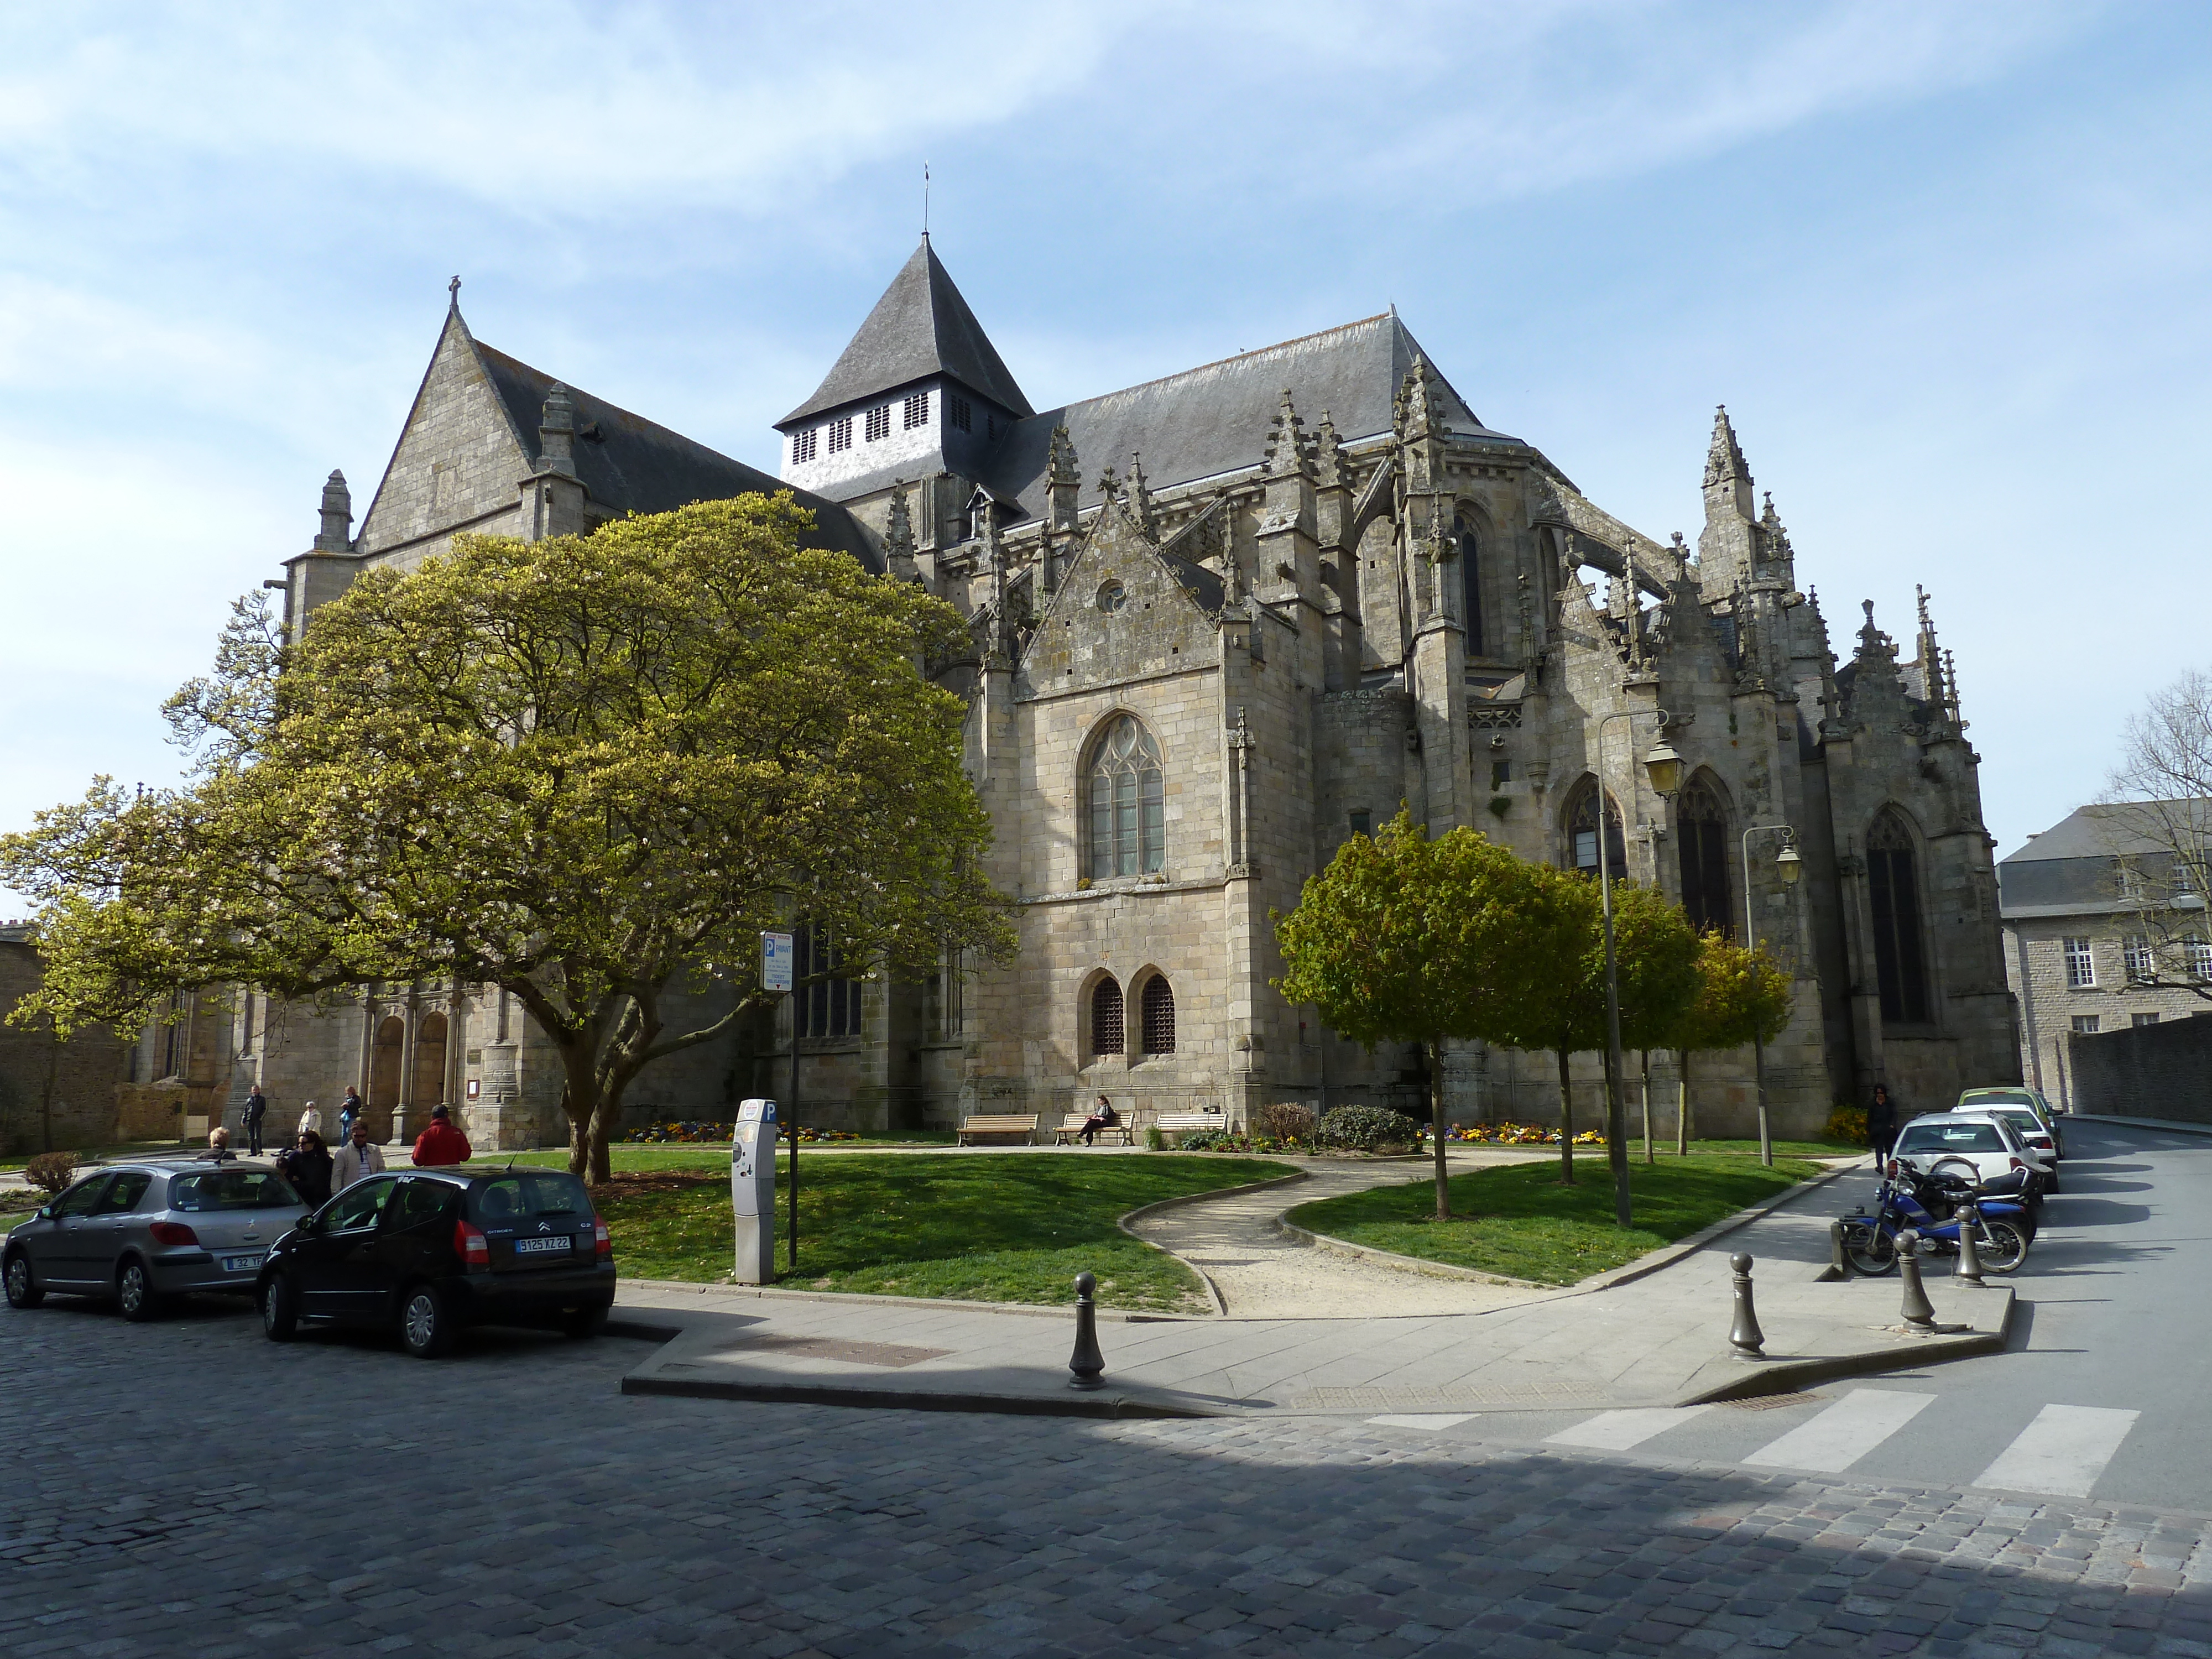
[0,1141,181,1173]
[596,1152,1294,1312]
[1288,1154,1825,1287]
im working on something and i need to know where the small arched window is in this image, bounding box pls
[1566,779,1626,878]
[1457,511,1483,656]
[1867,810,1930,1025]
[1676,774,1732,935]
[1088,716,1165,879]
[1091,977,1125,1058]
[1140,976,1176,1056]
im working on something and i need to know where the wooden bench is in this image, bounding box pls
[1053,1113,1134,1146]
[957,1113,1039,1146]
[1154,1109,1228,1145]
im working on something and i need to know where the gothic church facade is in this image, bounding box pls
[229,244,2018,1147]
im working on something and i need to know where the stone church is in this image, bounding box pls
[210,241,2018,1148]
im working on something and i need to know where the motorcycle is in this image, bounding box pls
[1837,1159,2034,1275]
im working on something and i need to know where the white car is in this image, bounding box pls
[1891,1110,2053,1194]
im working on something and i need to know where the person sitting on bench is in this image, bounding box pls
[1078,1094,1118,1147]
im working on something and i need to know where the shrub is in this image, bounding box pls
[1314,1105,1427,1152]
[1825,1104,1868,1145]
[24,1151,79,1194]
[1144,1124,1165,1151]
[1252,1102,1316,1144]
[1178,1129,1245,1152]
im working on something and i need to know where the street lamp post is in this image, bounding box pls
[1593,709,1683,1229]
[1740,823,1802,1168]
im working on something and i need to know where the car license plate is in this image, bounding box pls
[513,1235,572,1256]
[223,1253,263,1273]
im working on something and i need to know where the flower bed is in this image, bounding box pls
[1442,1122,1606,1146]
[623,1120,863,1145]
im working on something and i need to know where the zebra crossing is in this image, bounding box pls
[1372,1387,2146,1500]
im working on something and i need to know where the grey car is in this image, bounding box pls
[3,1157,309,1321]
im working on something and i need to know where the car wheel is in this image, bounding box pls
[399,1284,455,1359]
[3,1251,41,1310]
[259,1275,299,1342]
[562,1301,610,1340]
[1976,1219,2030,1273]
[117,1259,165,1323]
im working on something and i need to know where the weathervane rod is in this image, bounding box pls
[924,161,930,241]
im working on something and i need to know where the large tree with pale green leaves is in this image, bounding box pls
[2,495,1015,1181]
[1272,811,1595,1220]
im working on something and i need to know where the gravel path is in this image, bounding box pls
[1130,1149,1561,1318]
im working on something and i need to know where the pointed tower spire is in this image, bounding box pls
[884,481,919,582]
[315,470,352,552]
[1704,405,1750,490]
[1264,389,1313,478]
[1313,409,1346,489]
[1046,424,1081,531]
[1698,404,1758,592]
[1126,452,1155,536]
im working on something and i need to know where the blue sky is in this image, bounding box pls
[2,1,2206,913]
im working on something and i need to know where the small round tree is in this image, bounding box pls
[1671,932,1794,1162]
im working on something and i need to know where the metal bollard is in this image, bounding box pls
[1067,1271,1107,1390]
[1896,1230,1937,1331]
[1729,1253,1766,1359]
[1954,1203,1986,1287]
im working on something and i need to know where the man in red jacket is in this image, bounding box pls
[411,1104,473,1167]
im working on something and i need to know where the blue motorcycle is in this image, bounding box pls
[1839,1160,2033,1275]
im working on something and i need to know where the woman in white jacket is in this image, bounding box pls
[330,1118,388,1192]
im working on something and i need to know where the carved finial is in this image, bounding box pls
[1916,583,1933,635]
[315,469,352,551]
[1704,404,1750,490]
[1313,409,1345,488]
[1096,463,1119,502]
[884,480,917,581]
[537,383,577,478]
[1046,424,1079,489]
[1265,388,1312,477]
[448,275,461,312]
[1126,452,1155,535]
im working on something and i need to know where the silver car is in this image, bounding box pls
[3,1157,309,1321]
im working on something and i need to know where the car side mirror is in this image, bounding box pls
[36,1204,53,1221]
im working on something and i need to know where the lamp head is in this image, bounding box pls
[1776,841,1803,886]
[1642,738,1683,799]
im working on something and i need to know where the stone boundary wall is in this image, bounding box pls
[2066,1016,2212,1126]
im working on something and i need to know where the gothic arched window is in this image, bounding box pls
[1676,774,1733,936]
[1457,512,1484,656]
[1140,975,1176,1056]
[1867,810,1931,1025]
[1091,976,1125,1058]
[1566,779,1626,878]
[1088,716,1165,879]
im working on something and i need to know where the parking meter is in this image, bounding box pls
[732,1098,778,1284]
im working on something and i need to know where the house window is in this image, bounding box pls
[2133,1011,2162,1027]
[1091,977,1124,1058]
[902,392,929,430]
[793,428,817,464]
[1491,760,1511,787]
[2116,862,2143,900]
[1867,810,1931,1025]
[948,393,972,433]
[827,415,853,454]
[2188,936,2212,979]
[1675,774,1731,936]
[2063,936,2096,989]
[795,925,860,1039]
[1087,716,1165,879]
[1348,809,1371,838]
[865,404,891,443]
[1565,779,1626,879]
[2123,935,2153,980]
[1457,513,1484,655]
[2072,1015,2100,1035]
[1140,976,1176,1057]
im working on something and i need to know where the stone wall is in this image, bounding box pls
[2002,916,2212,1110]
[2065,1015,2212,1125]
[0,936,131,1153]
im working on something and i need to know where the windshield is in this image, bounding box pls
[1962,1090,2041,1115]
[171,1169,302,1212]
[1897,1123,2006,1153]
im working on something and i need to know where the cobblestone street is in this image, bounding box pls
[5,1300,2209,1658]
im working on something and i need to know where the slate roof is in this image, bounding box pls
[1996,801,2212,916]
[474,342,879,571]
[978,313,1524,523]
[780,240,1034,426]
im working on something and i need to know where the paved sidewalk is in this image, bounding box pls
[619,1165,2011,1418]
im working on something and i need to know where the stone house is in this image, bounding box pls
[1998,801,2212,1108]
[233,241,2020,1147]
[0,922,135,1153]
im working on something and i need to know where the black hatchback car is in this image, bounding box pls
[257,1166,615,1358]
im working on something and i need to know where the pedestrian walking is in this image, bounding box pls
[411,1104,472,1167]
[242,1084,269,1156]
[275,1129,334,1209]
[1077,1093,1118,1147]
[331,1118,387,1192]
[337,1087,365,1143]
[1868,1083,1899,1168]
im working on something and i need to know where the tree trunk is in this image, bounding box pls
[1640,1049,1654,1164]
[1428,1036,1451,1220]
[1555,1046,1575,1185]
[1675,1051,1692,1156]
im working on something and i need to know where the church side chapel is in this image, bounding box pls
[221,242,2019,1148]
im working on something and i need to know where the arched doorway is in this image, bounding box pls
[413,1013,449,1118]
[368,1017,404,1140]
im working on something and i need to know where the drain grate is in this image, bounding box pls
[1721,1390,1824,1411]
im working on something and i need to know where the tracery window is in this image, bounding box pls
[1140,976,1176,1057]
[1564,779,1626,879]
[1867,810,1931,1025]
[1676,774,1732,936]
[795,925,861,1039]
[1457,512,1484,656]
[1087,716,1165,879]
[1091,976,1124,1058]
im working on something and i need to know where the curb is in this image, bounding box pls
[619,1373,1223,1420]
[2074,1114,2212,1138]
[1675,1287,2016,1405]
[1116,1170,1313,1316]
[616,1277,1203,1324]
